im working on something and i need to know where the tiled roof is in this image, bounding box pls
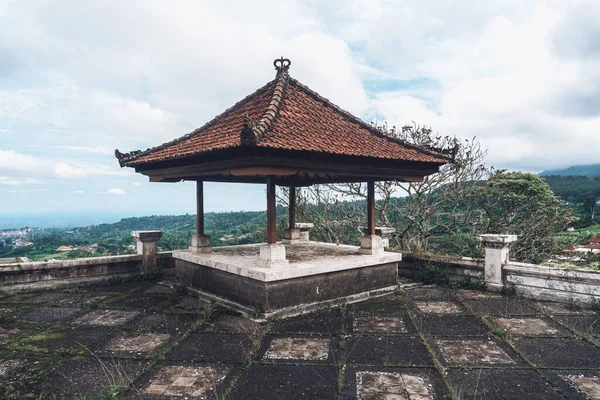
[117,60,451,167]
[586,234,600,244]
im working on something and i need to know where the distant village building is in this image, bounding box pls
[563,233,600,254]
[56,245,74,252]
[14,239,34,247]
[586,234,600,245]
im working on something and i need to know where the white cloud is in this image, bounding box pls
[53,162,132,180]
[0,176,42,186]
[9,189,27,194]
[73,190,84,194]
[0,150,42,175]
[53,162,88,179]
[53,145,114,155]
[132,182,143,187]
[106,187,125,195]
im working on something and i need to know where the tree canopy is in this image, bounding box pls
[468,171,573,263]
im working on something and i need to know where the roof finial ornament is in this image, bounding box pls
[274,57,291,73]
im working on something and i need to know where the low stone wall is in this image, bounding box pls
[0,230,174,294]
[158,251,175,269]
[0,254,142,286]
[398,240,600,308]
[505,262,600,305]
[398,254,485,285]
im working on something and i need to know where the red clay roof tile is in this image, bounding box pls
[118,64,451,167]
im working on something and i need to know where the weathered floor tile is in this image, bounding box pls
[413,300,463,314]
[341,367,448,400]
[345,336,432,366]
[356,371,434,400]
[166,333,252,363]
[0,327,22,341]
[264,337,330,360]
[436,339,515,365]
[446,369,565,400]
[413,315,489,336]
[535,302,595,315]
[350,295,408,315]
[171,297,204,311]
[74,309,138,326]
[567,375,600,399]
[85,281,153,293]
[34,357,146,398]
[20,306,81,323]
[492,317,566,336]
[142,364,228,397]
[269,310,345,335]
[108,293,170,309]
[56,293,112,307]
[125,311,194,334]
[353,316,407,334]
[553,315,600,337]
[406,287,453,300]
[0,359,26,380]
[207,314,262,334]
[513,338,600,368]
[465,298,537,315]
[144,285,173,295]
[24,326,116,354]
[26,292,68,304]
[228,364,337,400]
[106,333,170,353]
[543,370,600,400]
[458,290,502,301]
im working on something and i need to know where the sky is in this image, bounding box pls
[1,0,600,215]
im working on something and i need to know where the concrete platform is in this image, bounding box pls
[174,242,402,317]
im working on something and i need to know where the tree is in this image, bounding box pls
[584,196,597,220]
[468,171,574,263]
[325,123,488,254]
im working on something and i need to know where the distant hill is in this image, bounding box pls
[542,175,600,203]
[540,164,600,177]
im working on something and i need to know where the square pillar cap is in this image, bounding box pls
[478,234,518,245]
[295,223,314,229]
[131,230,163,242]
[361,226,396,235]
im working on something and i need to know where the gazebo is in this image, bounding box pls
[116,58,451,317]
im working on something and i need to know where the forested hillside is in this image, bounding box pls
[542,175,600,203]
[0,210,283,261]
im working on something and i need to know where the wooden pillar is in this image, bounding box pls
[196,181,204,235]
[289,184,296,229]
[267,176,277,244]
[367,180,375,235]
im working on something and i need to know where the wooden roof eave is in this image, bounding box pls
[132,148,442,186]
